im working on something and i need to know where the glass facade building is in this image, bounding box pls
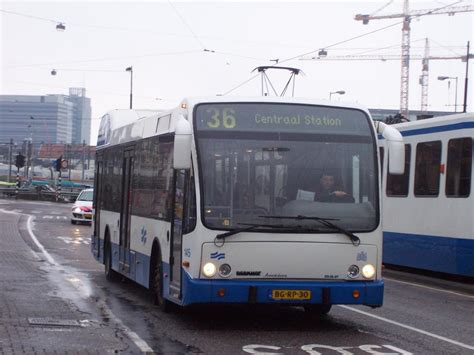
[0,88,91,147]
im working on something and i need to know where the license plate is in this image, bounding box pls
[85,214,92,219]
[272,289,311,300]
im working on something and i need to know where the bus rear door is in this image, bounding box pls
[119,149,134,275]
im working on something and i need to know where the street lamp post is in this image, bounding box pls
[329,90,345,100]
[125,66,133,109]
[438,76,458,112]
[27,116,34,180]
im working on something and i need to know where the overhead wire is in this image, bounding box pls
[430,38,465,57]
[4,79,177,103]
[0,9,60,24]
[0,7,316,51]
[167,0,207,51]
[221,73,260,96]
[5,50,203,69]
[221,1,469,95]
[278,0,466,65]
[3,2,470,97]
[369,0,395,16]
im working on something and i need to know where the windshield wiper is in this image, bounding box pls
[215,223,289,239]
[259,215,360,246]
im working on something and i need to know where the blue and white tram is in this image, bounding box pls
[380,112,473,277]
[91,97,405,314]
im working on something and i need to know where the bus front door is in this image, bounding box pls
[119,149,134,275]
[169,169,186,300]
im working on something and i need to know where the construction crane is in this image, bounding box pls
[354,0,473,119]
[300,39,469,113]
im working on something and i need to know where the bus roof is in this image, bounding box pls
[97,96,373,148]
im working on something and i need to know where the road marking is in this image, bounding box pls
[243,344,412,354]
[339,305,474,351]
[384,277,474,299]
[26,215,58,266]
[57,236,90,245]
[24,215,154,353]
[42,215,68,220]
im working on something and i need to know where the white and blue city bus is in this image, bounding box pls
[91,97,404,314]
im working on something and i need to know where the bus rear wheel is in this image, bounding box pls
[304,304,332,316]
[151,252,171,312]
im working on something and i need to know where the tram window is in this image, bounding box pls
[386,144,411,197]
[446,138,472,197]
[414,141,441,197]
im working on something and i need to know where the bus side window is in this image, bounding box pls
[414,141,441,197]
[446,137,472,197]
[386,144,411,197]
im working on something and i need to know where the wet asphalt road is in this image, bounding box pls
[0,198,473,355]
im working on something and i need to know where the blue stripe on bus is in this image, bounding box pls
[383,232,474,277]
[378,121,474,140]
[91,238,151,288]
[180,272,384,306]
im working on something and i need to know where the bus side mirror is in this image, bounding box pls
[173,115,192,169]
[376,121,405,175]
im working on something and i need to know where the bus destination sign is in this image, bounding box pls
[195,103,369,134]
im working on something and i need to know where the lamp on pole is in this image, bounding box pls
[27,116,34,180]
[329,90,345,100]
[125,66,133,109]
[438,76,458,112]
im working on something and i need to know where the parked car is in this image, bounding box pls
[71,188,93,225]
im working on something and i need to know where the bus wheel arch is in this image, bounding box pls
[150,239,171,312]
[104,226,119,281]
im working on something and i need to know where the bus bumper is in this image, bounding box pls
[179,272,384,307]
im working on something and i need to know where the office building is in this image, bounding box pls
[0,88,92,147]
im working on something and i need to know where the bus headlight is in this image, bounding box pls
[347,264,360,278]
[202,262,217,277]
[218,263,232,277]
[362,264,376,279]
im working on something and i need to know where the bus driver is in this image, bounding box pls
[315,173,354,203]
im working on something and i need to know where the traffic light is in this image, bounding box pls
[55,156,62,172]
[53,156,68,172]
[15,153,26,169]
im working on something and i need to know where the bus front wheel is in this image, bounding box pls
[304,304,332,316]
[151,251,171,312]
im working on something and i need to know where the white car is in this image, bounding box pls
[71,188,93,225]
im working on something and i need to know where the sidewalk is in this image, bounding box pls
[0,210,134,354]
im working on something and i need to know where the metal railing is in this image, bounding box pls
[0,187,79,202]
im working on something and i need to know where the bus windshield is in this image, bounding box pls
[195,103,378,232]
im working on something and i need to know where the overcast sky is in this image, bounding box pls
[1,0,473,143]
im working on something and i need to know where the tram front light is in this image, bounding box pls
[362,264,376,279]
[347,264,360,278]
[202,262,217,277]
